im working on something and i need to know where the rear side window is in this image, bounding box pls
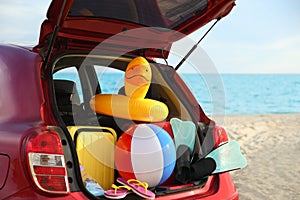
[94,65,124,94]
[53,67,83,103]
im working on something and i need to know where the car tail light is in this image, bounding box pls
[212,125,229,148]
[25,128,70,194]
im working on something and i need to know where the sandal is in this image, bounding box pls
[104,184,131,199]
[117,177,155,199]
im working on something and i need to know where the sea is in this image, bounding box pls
[182,74,300,115]
[54,73,300,115]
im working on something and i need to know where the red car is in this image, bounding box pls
[0,0,245,199]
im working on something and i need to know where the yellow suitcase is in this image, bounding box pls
[68,126,117,190]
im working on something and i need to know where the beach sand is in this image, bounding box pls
[221,114,300,200]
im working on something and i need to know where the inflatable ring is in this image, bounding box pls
[90,94,168,122]
[90,57,169,122]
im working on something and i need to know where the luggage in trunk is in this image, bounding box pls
[68,126,117,190]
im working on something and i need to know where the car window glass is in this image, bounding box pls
[94,65,124,94]
[68,0,208,28]
[53,67,83,103]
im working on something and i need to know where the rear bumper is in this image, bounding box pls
[4,188,89,200]
[4,173,238,200]
[156,172,238,200]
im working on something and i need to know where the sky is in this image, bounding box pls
[0,0,299,74]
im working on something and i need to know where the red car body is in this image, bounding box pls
[0,0,241,199]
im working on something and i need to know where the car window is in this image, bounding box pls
[69,0,208,28]
[94,65,124,94]
[53,67,83,103]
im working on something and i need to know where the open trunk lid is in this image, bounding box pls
[35,0,235,58]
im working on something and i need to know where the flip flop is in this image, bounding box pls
[104,184,132,199]
[117,177,155,199]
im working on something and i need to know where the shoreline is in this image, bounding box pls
[221,113,300,199]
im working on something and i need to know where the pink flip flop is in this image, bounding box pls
[104,184,131,199]
[117,178,155,199]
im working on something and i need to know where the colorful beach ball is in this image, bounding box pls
[115,124,176,187]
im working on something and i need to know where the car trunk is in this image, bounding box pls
[46,53,227,199]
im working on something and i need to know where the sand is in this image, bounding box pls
[220,113,300,200]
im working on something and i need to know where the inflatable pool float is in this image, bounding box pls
[90,57,169,122]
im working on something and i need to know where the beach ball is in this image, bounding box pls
[115,124,176,187]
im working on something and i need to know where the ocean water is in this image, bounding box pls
[54,73,300,115]
[182,74,300,115]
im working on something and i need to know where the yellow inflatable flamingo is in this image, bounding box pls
[90,57,169,122]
